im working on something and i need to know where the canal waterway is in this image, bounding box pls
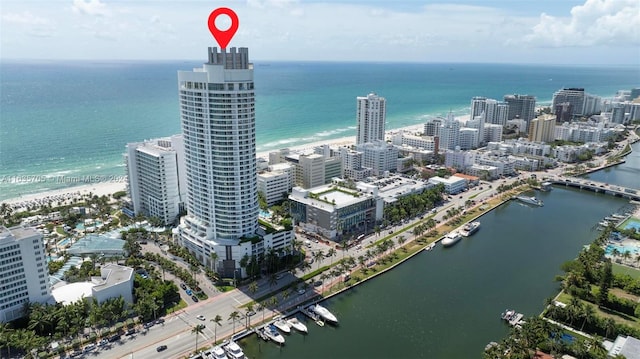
[240,143,639,359]
[581,141,640,190]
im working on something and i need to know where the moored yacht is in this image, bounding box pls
[286,317,308,333]
[223,341,247,359]
[441,231,462,247]
[264,324,285,344]
[209,345,229,359]
[273,319,291,334]
[460,221,480,237]
[310,304,338,323]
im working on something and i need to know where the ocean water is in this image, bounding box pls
[1,60,639,201]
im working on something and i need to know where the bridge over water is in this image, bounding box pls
[545,176,640,201]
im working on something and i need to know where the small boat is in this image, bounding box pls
[286,317,308,333]
[273,319,291,334]
[515,196,543,206]
[210,345,229,359]
[424,242,436,251]
[223,341,247,359]
[315,319,325,327]
[460,221,480,237]
[310,304,338,323]
[441,231,462,247]
[264,324,285,344]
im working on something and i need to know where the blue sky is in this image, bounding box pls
[1,0,638,64]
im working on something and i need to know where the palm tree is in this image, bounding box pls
[228,311,241,335]
[248,281,259,296]
[244,304,254,329]
[313,250,325,270]
[209,251,219,274]
[326,248,337,265]
[268,296,279,314]
[191,324,206,353]
[210,315,222,344]
[580,304,595,331]
[268,274,278,288]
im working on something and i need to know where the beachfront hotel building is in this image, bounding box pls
[528,115,557,143]
[0,226,51,322]
[176,47,292,278]
[257,163,295,206]
[355,140,399,176]
[125,135,185,226]
[356,93,386,145]
[438,112,461,151]
[504,94,536,126]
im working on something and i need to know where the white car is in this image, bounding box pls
[298,289,306,295]
[197,315,206,321]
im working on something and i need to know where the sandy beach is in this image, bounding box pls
[2,117,469,210]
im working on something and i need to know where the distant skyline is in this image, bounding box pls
[1,0,639,65]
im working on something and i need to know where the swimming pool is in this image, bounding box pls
[259,210,272,219]
[57,238,71,247]
[605,243,640,256]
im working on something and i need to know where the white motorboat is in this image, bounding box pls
[223,341,247,359]
[264,324,285,344]
[515,195,543,206]
[310,304,338,323]
[460,221,480,237]
[286,317,308,333]
[441,231,462,247]
[210,345,229,359]
[273,319,291,334]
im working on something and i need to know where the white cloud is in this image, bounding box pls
[524,0,640,47]
[2,11,50,25]
[72,0,109,16]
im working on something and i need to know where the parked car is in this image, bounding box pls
[156,345,167,352]
[155,318,165,325]
[298,289,306,295]
[186,289,193,296]
[83,344,96,353]
[191,295,199,302]
[125,328,136,336]
[98,339,108,347]
[197,315,206,321]
[180,283,187,290]
[108,334,121,342]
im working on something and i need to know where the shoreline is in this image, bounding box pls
[1,119,465,208]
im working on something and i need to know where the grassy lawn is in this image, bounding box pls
[555,291,640,330]
[612,263,640,279]
[55,225,67,236]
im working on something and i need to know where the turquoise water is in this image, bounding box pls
[76,220,103,230]
[605,243,640,256]
[57,238,71,247]
[259,210,272,219]
[1,61,639,200]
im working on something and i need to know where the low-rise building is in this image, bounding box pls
[257,163,295,206]
[289,184,383,240]
[428,176,468,194]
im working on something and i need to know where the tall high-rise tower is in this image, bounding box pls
[178,47,258,276]
[504,94,536,126]
[356,93,386,145]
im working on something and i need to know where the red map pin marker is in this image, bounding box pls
[208,8,239,50]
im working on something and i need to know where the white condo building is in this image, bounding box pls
[356,93,386,145]
[0,226,51,322]
[177,47,261,278]
[125,135,185,226]
[438,112,461,151]
[257,163,294,206]
[356,140,399,176]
